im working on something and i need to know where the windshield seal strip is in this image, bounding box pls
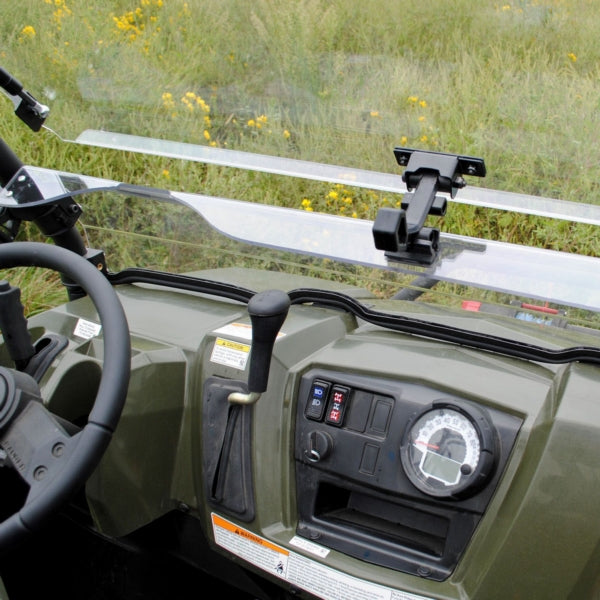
[108,268,600,365]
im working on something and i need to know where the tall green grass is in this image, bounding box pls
[4,1,600,191]
[1,0,599,285]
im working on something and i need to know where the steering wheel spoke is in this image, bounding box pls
[1,400,75,497]
[0,242,130,553]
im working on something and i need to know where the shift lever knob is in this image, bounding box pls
[228,289,290,405]
[247,289,290,393]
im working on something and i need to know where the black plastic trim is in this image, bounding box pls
[107,268,600,365]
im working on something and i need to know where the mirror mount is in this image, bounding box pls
[372,148,486,265]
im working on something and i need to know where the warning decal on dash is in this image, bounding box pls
[74,318,102,340]
[210,337,250,370]
[211,513,435,600]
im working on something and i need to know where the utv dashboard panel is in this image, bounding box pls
[294,369,522,581]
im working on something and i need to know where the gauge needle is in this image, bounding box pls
[416,441,440,450]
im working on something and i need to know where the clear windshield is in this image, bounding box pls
[1,2,599,196]
[2,1,600,340]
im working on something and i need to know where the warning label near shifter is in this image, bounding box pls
[211,513,434,600]
[210,337,250,369]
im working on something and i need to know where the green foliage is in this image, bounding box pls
[2,0,600,310]
[0,266,66,317]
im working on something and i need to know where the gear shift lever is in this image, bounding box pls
[228,289,290,405]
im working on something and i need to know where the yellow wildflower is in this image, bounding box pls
[162,92,175,110]
[20,25,36,38]
[568,52,577,62]
[181,96,194,112]
[196,97,210,113]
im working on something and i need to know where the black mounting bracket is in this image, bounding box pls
[372,148,486,265]
[0,67,49,132]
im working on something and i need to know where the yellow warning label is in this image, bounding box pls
[210,337,250,369]
[215,338,250,352]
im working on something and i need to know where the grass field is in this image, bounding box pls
[1,0,599,272]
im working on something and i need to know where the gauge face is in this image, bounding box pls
[401,403,495,498]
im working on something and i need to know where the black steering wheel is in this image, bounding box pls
[0,242,130,554]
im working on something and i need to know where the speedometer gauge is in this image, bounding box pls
[400,401,497,498]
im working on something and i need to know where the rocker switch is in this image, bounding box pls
[305,380,330,421]
[325,385,350,426]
